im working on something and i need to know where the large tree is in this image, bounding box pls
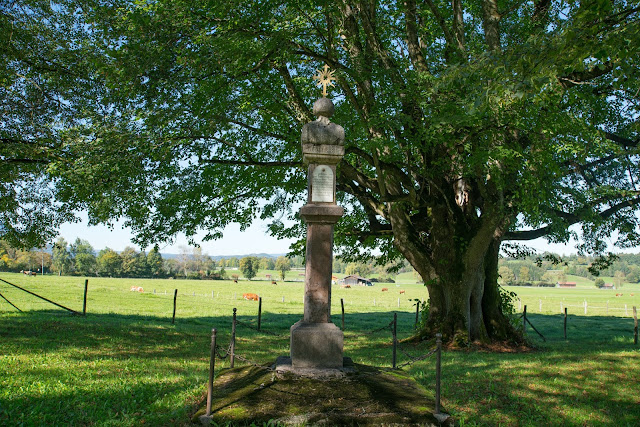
[3,1,640,343]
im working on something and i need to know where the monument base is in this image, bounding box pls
[275,356,355,379]
[290,321,343,369]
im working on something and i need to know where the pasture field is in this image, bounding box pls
[1,273,639,426]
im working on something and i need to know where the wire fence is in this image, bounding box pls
[201,306,445,419]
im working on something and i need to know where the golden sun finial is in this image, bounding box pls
[312,64,336,97]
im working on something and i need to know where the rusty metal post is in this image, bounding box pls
[206,328,217,416]
[82,279,88,316]
[392,313,397,369]
[435,333,442,414]
[258,297,262,331]
[230,308,237,368]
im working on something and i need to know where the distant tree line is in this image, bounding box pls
[0,238,306,280]
[498,253,640,287]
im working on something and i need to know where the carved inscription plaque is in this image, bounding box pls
[311,165,334,203]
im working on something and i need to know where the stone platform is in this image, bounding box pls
[275,355,356,379]
[193,362,451,426]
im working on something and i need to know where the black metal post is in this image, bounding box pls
[564,307,567,340]
[435,333,442,414]
[634,306,638,345]
[206,328,217,416]
[341,298,345,330]
[231,308,237,368]
[258,297,262,331]
[82,279,88,316]
[523,305,527,334]
[415,303,420,328]
[172,289,178,324]
[392,313,397,369]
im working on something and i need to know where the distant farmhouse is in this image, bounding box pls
[557,282,577,288]
[340,275,373,287]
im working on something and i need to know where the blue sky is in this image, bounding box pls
[58,214,295,255]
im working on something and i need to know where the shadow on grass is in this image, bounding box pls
[2,310,639,426]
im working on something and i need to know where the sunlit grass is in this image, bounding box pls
[1,273,639,426]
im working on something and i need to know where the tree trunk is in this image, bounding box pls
[391,204,521,345]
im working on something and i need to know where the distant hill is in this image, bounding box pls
[160,252,286,260]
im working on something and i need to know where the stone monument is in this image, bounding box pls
[287,66,347,371]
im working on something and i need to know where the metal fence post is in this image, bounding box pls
[231,308,237,368]
[634,306,638,346]
[206,328,217,416]
[415,303,420,328]
[82,279,88,316]
[523,305,527,334]
[172,289,178,324]
[258,297,262,331]
[564,307,567,340]
[341,298,345,330]
[392,313,397,369]
[435,333,442,414]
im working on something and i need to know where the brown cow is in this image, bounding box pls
[271,281,277,285]
[341,284,351,289]
[382,288,388,292]
[243,293,259,301]
[399,290,405,294]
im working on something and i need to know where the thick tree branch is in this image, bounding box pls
[276,66,313,123]
[505,196,640,241]
[404,0,429,73]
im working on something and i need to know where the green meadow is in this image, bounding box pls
[1,273,639,426]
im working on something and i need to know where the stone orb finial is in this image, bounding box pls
[313,97,334,118]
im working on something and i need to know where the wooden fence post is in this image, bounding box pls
[206,328,217,416]
[172,289,178,324]
[82,279,89,316]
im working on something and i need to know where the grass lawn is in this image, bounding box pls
[1,273,639,426]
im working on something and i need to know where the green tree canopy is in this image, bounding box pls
[52,237,72,276]
[146,247,164,278]
[97,248,122,277]
[239,256,259,281]
[275,256,291,281]
[3,0,640,343]
[70,238,96,276]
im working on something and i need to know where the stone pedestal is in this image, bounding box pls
[286,94,346,372]
[290,321,343,369]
